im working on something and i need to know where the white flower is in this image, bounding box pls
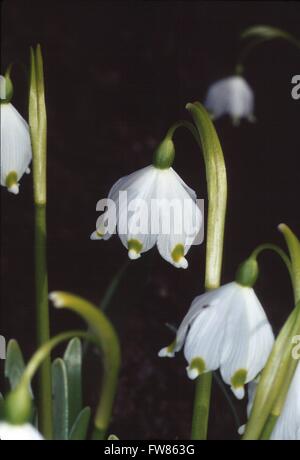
[91,164,202,269]
[159,281,274,399]
[204,76,255,125]
[241,363,300,439]
[0,422,43,440]
[0,93,32,194]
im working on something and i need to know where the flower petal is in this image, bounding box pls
[220,285,274,398]
[0,103,32,192]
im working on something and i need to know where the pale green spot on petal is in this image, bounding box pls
[231,368,247,389]
[190,357,206,374]
[5,171,18,189]
[166,340,176,354]
[128,239,143,254]
[171,244,185,263]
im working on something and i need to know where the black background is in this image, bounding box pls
[1,0,300,440]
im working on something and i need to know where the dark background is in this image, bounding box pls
[1,0,300,440]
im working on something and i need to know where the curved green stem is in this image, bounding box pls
[236,38,267,75]
[4,331,91,431]
[50,292,121,440]
[237,26,300,73]
[185,102,227,439]
[20,331,91,387]
[250,243,293,280]
[166,120,199,143]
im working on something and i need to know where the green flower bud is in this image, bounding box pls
[235,258,259,287]
[4,385,32,425]
[153,137,175,169]
[0,67,14,104]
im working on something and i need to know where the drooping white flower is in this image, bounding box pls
[91,140,202,269]
[204,76,255,125]
[0,422,43,440]
[240,363,300,439]
[159,278,274,399]
[0,75,32,195]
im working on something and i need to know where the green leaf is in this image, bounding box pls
[52,358,69,440]
[29,44,47,205]
[279,224,300,304]
[4,340,29,392]
[69,406,91,440]
[243,301,300,439]
[50,292,121,440]
[63,338,82,427]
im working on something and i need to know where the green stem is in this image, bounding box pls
[5,331,94,436]
[191,373,212,440]
[213,372,241,430]
[237,26,300,73]
[50,292,121,440]
[20,331,91,386]
[166,120,199,142]
[243,300,300,439]
[259,359,295,440]
[29,44,51,437]
[100,260,130,311]
[250,243,293,280]
[185,102,227,440]
[34,204,52,438]
[259,414,278,440]
[236,38,266,74]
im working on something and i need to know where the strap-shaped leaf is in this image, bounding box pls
[4,340,29,392]
[52,358,69,440]
[63,338,82,427]
[69,406,91,440]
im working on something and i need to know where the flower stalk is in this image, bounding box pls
[237,25,300,73]
[28,44,51,438]
[185,102,227,439]
[49,292,121,440]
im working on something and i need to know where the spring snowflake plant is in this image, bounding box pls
[1,25,300,441]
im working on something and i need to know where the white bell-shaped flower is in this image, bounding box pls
[91,139,202,269]
[0,103,32,194]
[0,75,32,195]
[204,76,255,125]
[0,422,43,440]
[159,270,274,398]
